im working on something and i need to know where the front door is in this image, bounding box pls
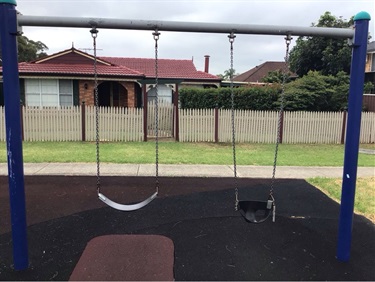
[147,85,174,138]
[97,82,127,107]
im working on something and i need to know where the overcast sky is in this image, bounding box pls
[16,0,375,75]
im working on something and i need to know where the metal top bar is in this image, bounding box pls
[18,15,355,38]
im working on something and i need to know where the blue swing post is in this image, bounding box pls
[336,11,371,262]
[0,0,29,270]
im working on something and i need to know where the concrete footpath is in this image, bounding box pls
[0,163,374,179]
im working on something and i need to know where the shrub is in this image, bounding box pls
[179,85,281,110]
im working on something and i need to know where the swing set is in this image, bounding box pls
[0,0,370,270]
[91,27,289,222]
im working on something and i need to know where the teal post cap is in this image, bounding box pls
[354,11,371,21]
[0,0,17,5]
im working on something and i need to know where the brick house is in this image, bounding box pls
[0,48,221,107]
[360,41,375,111]
[233,61,297,84]
[365,41,375,89]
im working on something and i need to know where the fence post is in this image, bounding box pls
[340,111,347,144]
[20,102,24,141]
[214,107,219,143]
[81,101,86,141]
[143,84,148,142]
[174,84,179,141]
[279,111,284,144]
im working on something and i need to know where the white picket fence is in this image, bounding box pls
[360,112,375,143]
[0,106,4,141]
[283,111,344,144]
[218,110,280,143]
[147,100,174,138]
[179,108,215,142]
[0,106,374,143]
[22,106,81,141]
[85,106,143,142]
[180,110,374,144]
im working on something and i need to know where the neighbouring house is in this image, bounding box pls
[365,41,375,89]
[233,61,297,84]
[361,41,375,111]
[0,48,221,107]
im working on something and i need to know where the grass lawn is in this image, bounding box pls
[307,177,375,223]
[0,142,374,166]
[1,141,374,222]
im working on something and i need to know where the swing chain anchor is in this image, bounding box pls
[90,26,98,38]
[284,33,292,48]
[153,28,160,41]
[228,31,236,43]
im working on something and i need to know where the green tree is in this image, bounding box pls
[289,12,353,77]
[217,68,237,80]
[17,35,48,62]
[329,71,350,110]
[262,69,291,83]
[281,71,351,111]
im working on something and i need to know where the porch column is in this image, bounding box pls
[174,84,179,141]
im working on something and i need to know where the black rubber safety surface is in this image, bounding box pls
[0,176,374,281]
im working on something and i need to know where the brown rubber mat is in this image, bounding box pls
[69,234,174,281]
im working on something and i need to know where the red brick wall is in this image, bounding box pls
[363,94,375,112]
[119,81,136,107]
[79,80,95,105]
[78,80,137,107]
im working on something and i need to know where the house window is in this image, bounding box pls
[59,80,74,106]
[25,79,73,107]
[147,84,172,104]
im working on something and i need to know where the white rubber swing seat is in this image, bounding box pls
[98,191,158,211]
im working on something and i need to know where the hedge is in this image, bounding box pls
[179,85,281,110]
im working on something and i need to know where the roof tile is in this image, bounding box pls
[101,57,220,80]
[1,48,220,81]
[17,63,143,77]
[234,61,290,83]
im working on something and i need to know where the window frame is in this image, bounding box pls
[25,78,74,107]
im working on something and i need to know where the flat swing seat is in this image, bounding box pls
[98,191,158,211]
[238,199,274,224]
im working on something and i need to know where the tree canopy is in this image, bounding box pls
[217,68,238,80]
[280,71,350,111]
[261,70,292,84]
[17,35,48,63]
[289,12,353,77]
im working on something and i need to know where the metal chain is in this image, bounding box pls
[228,32,239,211]
[91,27,100,195]
[270,34,292,196]
[153,29,160,193]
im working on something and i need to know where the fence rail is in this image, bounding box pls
[85,106,143,142]
[283,111,344,144]
[147,100,174,138]
[0,106,374,143]
[179,108,215,142]
[22,106,81,141]
[218,110,279,143]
